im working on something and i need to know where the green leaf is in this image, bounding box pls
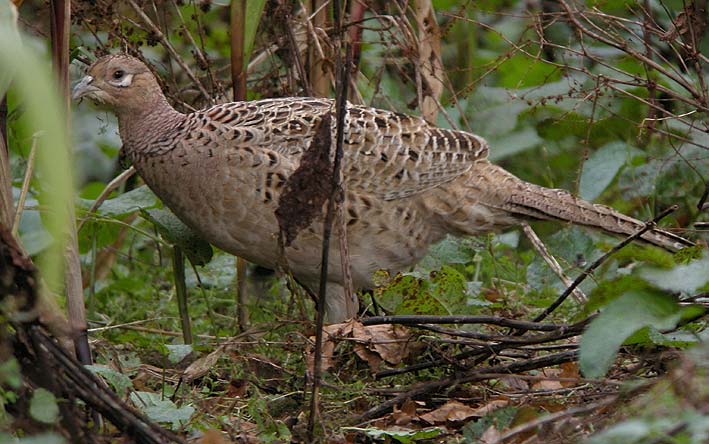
[29,388,59,424]
[579,142,629,201]
[141,208,213,266]
[0,432,66,444]
[580,290,687,378]
[166,344,193,364]
[130,391,194,430]
[345,426,443,444]
[0,358,21,389]
[243,0,267,68]
[77,185,159,218]
[417,236,472,271]
[639,253,709,294]
[85,365,133,395]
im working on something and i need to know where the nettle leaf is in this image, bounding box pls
[0,433,66,444]
[77,185,159,218]
[29,388,59,424]
[417,236,472,272]
[141,208,213,266]
[639,253,709,294]
[85,364,133,395]
[349,426,443,443]
[579,142,629,201]
[185,253,236,289]
[580,290,697,378]
[166,344,193,364]
[130,391,194,430]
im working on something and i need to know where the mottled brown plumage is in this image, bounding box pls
[73,54,692,322]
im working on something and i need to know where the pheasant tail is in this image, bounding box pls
[480,164,691,251]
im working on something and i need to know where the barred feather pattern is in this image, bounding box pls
[76,54,693,322]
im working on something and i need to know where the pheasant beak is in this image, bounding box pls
[72,75,98,101]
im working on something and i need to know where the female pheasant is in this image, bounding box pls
[73,54,692,322]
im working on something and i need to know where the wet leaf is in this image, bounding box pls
[29,388,59,424]
[579,142,629,201]
[142,208,213,266]
[580,290,693,377]
[129,391,194,429]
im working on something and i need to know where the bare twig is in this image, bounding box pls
[533,205,679,323]
[359,350,578,421]
[363,314,561,330]
[308,1,350,438]
[12,133,39,237]
[522,223,586,303]
[490,396,617,444]
[77,166,136,233]
[126,0,211,102]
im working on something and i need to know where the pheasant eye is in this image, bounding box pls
[112,69,125,79]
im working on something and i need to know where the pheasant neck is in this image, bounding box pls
[117,97,185,155]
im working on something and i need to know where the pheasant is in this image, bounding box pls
[73,54,692,322]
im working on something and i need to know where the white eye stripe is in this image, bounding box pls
[109,73,134,87]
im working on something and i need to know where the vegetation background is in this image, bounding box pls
[0,0,708,443]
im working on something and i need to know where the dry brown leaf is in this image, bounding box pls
[198,429,232,444]
[532,369,563,391]
[479,425,502,444]
[560,361,580,387]
[393,399,419,426]
[419,400,478,424]
[353,343,383,372]
[183,345,225,381]
[352,322,412,365]
[307,320,356,373]
[499,375,529,391]
[470,399,509,417]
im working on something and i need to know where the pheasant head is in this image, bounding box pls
[72,54,169,116]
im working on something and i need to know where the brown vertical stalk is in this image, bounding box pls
[307,0,349,439]
[0,97,13,229]
[50,0,92,364]
[230,0,249,331]
[309,0,330,97]
[230,0,247,101]
[347,0,366,76]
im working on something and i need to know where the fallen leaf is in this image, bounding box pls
[307,320,356,373]
[560,361,580,387]
[199,429,232,444]
[470,399,509,417]
[183,345,225,381]
[392,399,418,426]
[532,369,563,391]
[352,322,412,365]
[419,400,478,424]
[479,425,501,444]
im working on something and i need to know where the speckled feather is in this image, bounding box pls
[75,54,693,322]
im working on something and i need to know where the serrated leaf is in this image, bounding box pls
[580,290,687,378]
[130,391,194,430]
[0,432,66,444]
[85,365,133,395]
[579,142,629,201]
[29,388,59,424]
[417,236,471,271]
[348,426,443,444]
[141,208,213,266]
[639,253,709,294]
[77,185,159,217]
[166,344,193,364]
